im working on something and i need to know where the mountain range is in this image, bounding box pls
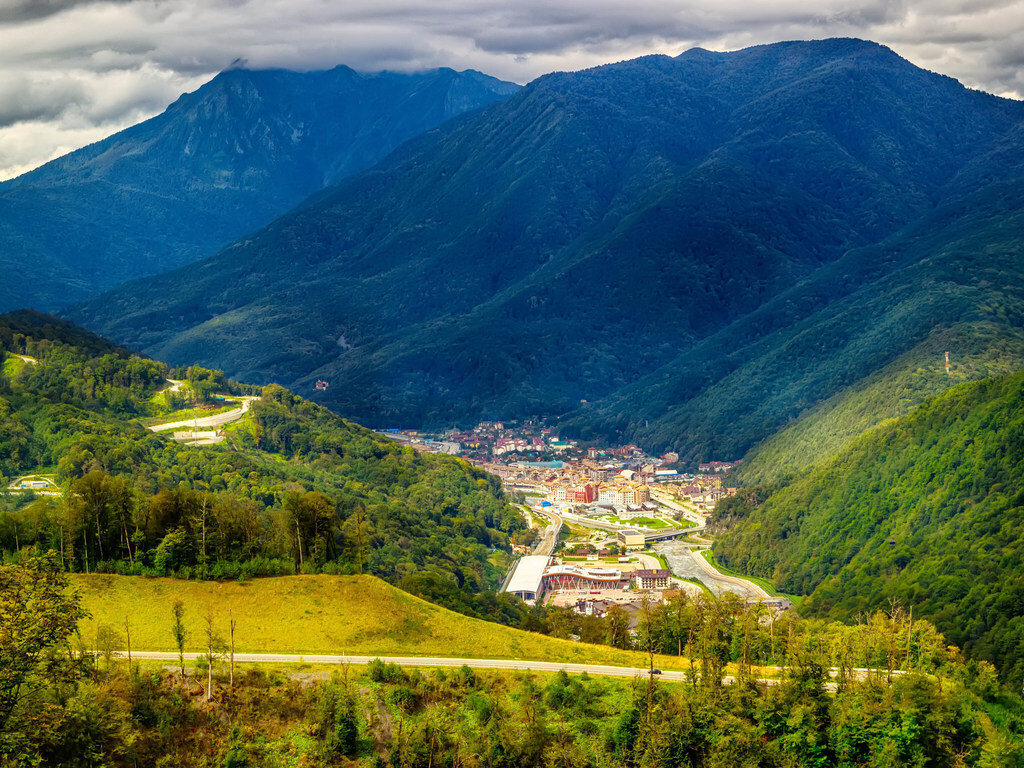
[68,38,1024,464]
[0,65,517,311]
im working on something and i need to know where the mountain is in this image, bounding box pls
[713,369,1024,686]
[0,66,518,311]
[566,118,1024,465]
[69,39,1024,453]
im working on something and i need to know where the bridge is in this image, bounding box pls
[644,527,697,542]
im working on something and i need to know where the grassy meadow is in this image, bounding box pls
[73,574,682,668]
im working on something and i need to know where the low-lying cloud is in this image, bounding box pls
[0,0,1021,179]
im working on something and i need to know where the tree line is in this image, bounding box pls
[3,557,1024,767]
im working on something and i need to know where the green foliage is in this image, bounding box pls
[5,659,1013,768]
[0,313,530,628]
[0,556,87,749]
[71,41,1024,463]
[716,369,1024,688]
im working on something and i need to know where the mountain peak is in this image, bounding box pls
[0,63,520,311]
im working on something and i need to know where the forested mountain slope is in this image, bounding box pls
[568,120,1024,461]
[714,369,1024,686]
[0,66,517,311]
[71,39,1024,457]
[0,311,527,623]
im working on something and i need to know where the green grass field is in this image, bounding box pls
[73,574,684,668]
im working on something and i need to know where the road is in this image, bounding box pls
[529,503,563,557]
[124,651,683,683]
[121,652,897,691]
[653,541,767,599]
[689,547,771,599]
[147,396,258,433]
[6,474,60,496]
[650,488,706,525]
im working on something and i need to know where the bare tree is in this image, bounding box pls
[229,609,236,689]
[171,599,188,677]
[124,616,132,667]
[202,607,226,702]
[95,624,121,671]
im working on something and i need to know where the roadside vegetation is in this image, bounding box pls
[4,557,1024,767]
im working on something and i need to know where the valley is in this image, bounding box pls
[2,33,1024,767]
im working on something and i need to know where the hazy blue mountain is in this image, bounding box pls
[69,40,1024,452]
[0,65,518,311]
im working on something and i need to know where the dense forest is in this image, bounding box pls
[4,557,1024,767]
[71,40,1024,463]
[0,312,529,625]
[713,369,1024,688]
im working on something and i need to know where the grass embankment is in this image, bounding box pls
[73,574,683,669]
[699,550,802,605]
[2,353,25,378]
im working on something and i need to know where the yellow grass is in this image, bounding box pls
[73,574,683,669]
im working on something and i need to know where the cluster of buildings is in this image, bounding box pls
[381,419,740,512]
[548,479,651,507]
[504,555,672,604]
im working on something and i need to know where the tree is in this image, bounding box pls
[171,599,188,676]
[94,623,121,671]
[0,555,86,736]
[201,607,225,702]
[604,605,632,650]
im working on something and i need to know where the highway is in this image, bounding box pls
[120,651,718,684]
[147,396,258,433]
[689,547,771,599]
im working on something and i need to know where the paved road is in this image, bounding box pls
[689,547,771,599]
[121,652,896,691]
[530,504,563,557]
[654,541,764,599]
[13,354,38,365]
[124,651,688,682]
[650,489,706,525]
[148,396,258,433]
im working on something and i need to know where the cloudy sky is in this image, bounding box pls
[0,0,1022,180]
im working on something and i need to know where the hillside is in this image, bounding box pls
[569,121,1024,463]
[0,66,517,311]
[10,564,1020,766]
[0,311,528,624]
[75,573,655,665]
[70,39,1024,460]
[713,369,1024,686]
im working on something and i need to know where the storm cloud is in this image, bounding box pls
[0,0,1021,179]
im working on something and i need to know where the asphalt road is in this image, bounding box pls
[530,504,563,557]
[148,397,258,433]
[654,541,764,598]
[125,651,688,682]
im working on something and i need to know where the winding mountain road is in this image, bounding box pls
[147,396,258,433]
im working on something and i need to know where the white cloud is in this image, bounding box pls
[0,0,1021,180]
